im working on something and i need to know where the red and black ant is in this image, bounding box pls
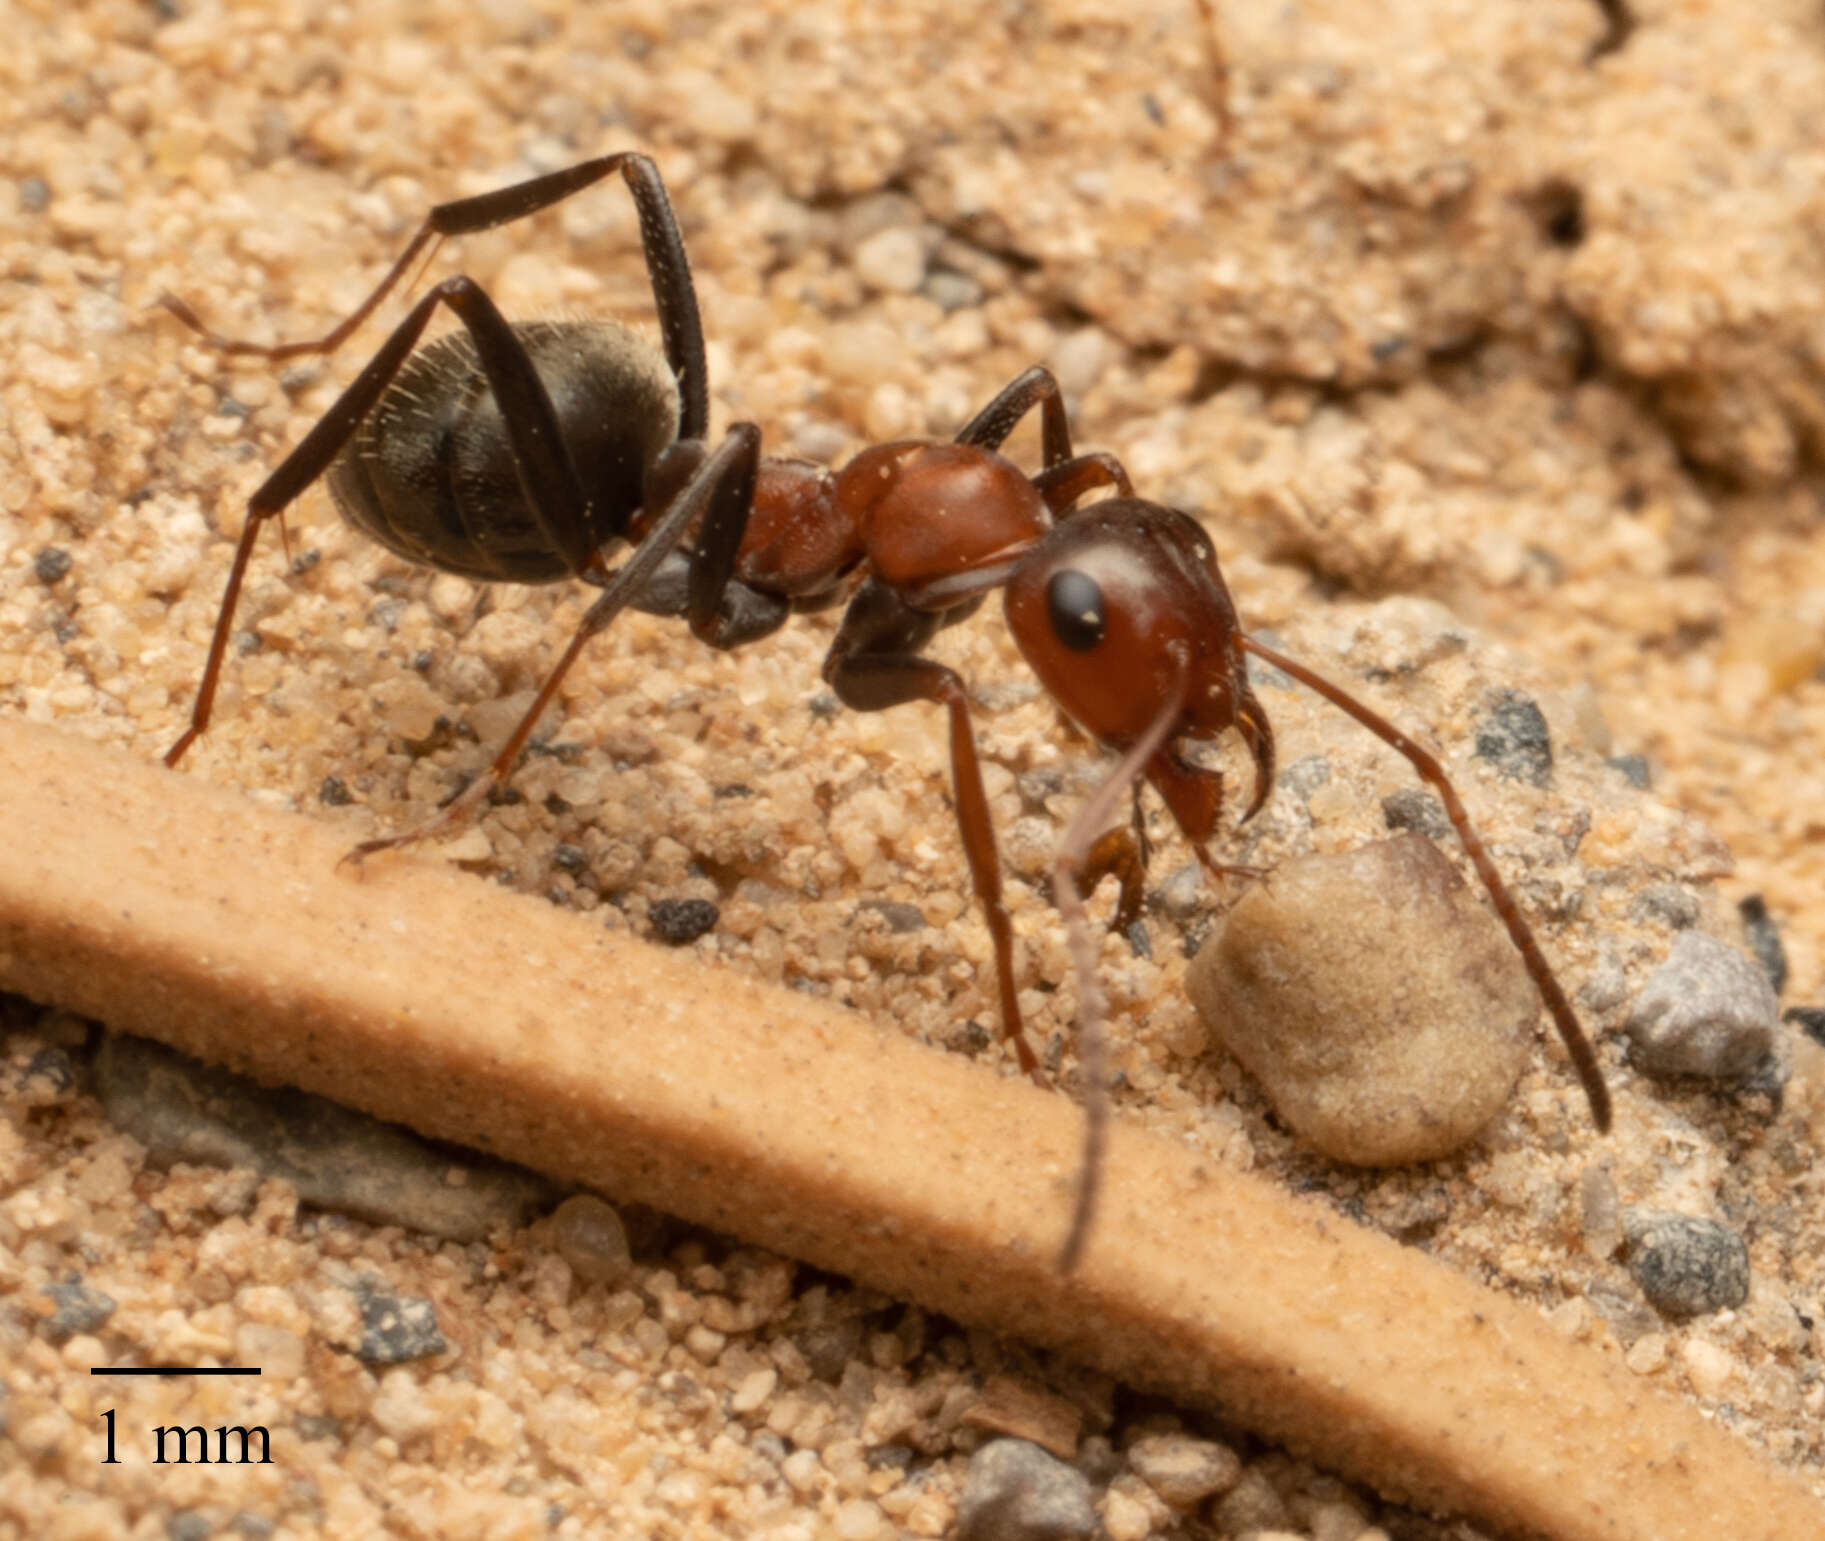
[164,152,1610,1270]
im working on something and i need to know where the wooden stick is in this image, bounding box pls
[1,718,1817,1541]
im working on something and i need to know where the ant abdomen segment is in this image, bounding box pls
[329,320,681,584]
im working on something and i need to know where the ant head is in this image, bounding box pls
[1003,500,1241,740]
[1003,500,1275,830]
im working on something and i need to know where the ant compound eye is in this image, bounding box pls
[1046,568,1105,652]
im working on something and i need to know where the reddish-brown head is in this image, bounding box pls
[1003,500,1274,838]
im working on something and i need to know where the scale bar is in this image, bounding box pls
[90,1367,261,1376]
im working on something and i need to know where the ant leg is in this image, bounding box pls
[958,367,1136,511]
[1031,453,1134,513]
[163,151,709,439]
[824,579,1046,1085]
[344,423,763,863]
[954,365,1074,468]
[1241,636,1613,1133]
[1075,827,1147,936]
[168,274,595,766]
[1054,656,1191,1273]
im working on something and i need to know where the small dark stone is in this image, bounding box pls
[1370,334,1409,362]
[290,548,321,575]
[858,899,926,934]
[1015,767,1065,808]
[1381,785,1452,841]
[19,1046,76,1096]
[867,1443,916,1471]
[650,898,719,945]
[713,783,754,799]
[1625,1211,1750,1317]
[94,1034,555,1241]
[800,1314,864,1383]
[1473,688,1552,788]
[1606,753,1651,789]
[294,1414,344,1443]
[807,690,842,719]
[167,1512,212,1541]
[19,176,51,212]
[958,1439,1098,1541]
[1738,895,1788,995]
[317,776,352,807]
[33,546,73,584]
[1629,883,1700,931]
[42,1277,116,1341]
[353,1279,447,1365]
[1124,920,1151,959]
[230,1515,276,1540]
[1785,1006,1825,1047]
[551,843,587,873]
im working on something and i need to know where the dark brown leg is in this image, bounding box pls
[953,365,1075,467]
[163,151,710,440]
[343,423,763,863]
[1076,826,1147,936]
[1031,453,1134,513]
[1241,636,1612,1133]
[824,580,1045,1084]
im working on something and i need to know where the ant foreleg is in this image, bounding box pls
[166,274,593,767]
[1240,636,1613,1132]
[344,423,762,865]
[162,153,710,441]
[824,580,1046,1085]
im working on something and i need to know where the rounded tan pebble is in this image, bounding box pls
[1125,1432,1242,1507]
[549,1192,632,1287]
[1185,835,1537,1165]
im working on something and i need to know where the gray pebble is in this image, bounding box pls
[858,899,927,934]
[957,1439,1098,1541]
[166,1512,211,1541]
[95,1034,555,1242]
[1380,785,1452,842]
[1606,753,1651,789]
[353,1278,447,1365]
[1625,1211,1750,1317]
[1629,883,1700,931]
[33,546,72,584]
[41,1277,116,1341]
[1185,835,1536,1165]
[1625,930,1778,1082]
[1473,688,1553,788]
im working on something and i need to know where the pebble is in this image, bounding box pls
[650,897,720,946]
[1185,835,1536,1164]
[956,1439,1098,1541]
[352,1278,448,1365]
[1624,930,1779,1082]
[1211,1467,1291,1534]
[1624,1211,1751,1318]
[40,1277,116,1342]
[94,1034,555,1241]
[1125,1431,1241,1507]
[550,1194,632,1287]
[33,546,73,584]
[1473,688,1553,788]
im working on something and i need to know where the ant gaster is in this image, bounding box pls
[165,153,1610,1271]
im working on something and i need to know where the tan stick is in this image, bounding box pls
[0,718,1818,1541]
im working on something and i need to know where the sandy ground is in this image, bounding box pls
[4,1,1825,1537]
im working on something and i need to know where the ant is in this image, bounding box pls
[164,152,1610,1271]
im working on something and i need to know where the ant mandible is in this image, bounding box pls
[164,153,1610,1270]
